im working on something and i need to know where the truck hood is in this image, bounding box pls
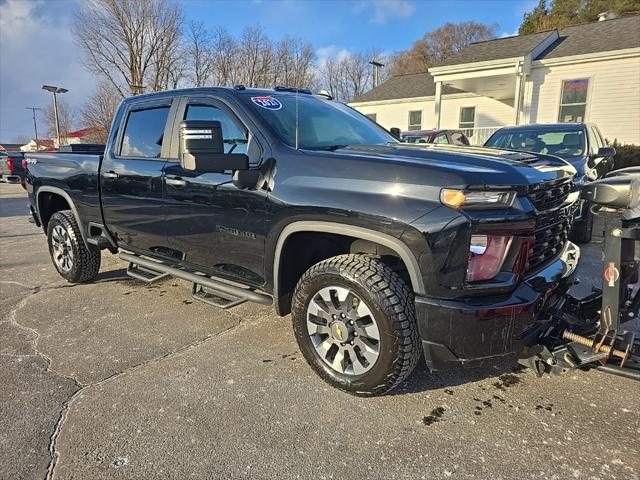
[326,143,577,187]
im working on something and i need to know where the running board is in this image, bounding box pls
[192,283,247,309]
[127,262,170,283]
[119,252,272,307]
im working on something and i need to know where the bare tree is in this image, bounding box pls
[73,0,184,95]
[316,49,387,102]
[390,21,498,75]
[274,36,316,88]
[185,20,215,87]
[44,97,75,141]
[81,80,123,144]
[211,28,241,86]
[237,26,273,87]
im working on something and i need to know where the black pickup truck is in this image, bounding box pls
[25,86,580,395]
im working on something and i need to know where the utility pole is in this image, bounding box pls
[25,107,43,151]
[42,85,68,148]
[369,60,384,89]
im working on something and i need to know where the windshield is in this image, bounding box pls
[241,93,395,150]
[485,127,586,159]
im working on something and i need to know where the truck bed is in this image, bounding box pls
[26,152,104,236]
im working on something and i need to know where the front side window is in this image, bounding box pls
[459,107,475,137]
[558,79,588,123]
[120,106,171,158]
[242,94,395,150]
[185,104,248,154]
[451,132,468,146]
[408,110,422,131]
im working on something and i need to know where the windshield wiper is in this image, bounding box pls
[319,144,348,151]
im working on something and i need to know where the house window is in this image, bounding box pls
[459,106,475,136]
[408,110,422,130]
[558,79,588,123]
[365,113,377,122]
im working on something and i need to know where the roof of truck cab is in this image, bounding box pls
[124,87,317,102]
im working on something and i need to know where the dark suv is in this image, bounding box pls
[485,123,615,242]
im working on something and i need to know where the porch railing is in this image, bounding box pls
[461,126,505,146]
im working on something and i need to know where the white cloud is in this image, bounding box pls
[0,0,94,141]
[316,45,352,67]
[352,0,415,24]
[500,30,520,38]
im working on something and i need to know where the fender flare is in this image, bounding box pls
[273,221,425,297]
[36,186,89,246]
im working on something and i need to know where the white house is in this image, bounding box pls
[350,15,640,145]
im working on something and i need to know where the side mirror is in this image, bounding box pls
[180,120,248,172]
[597,146,616,158]
[389,127,401,140]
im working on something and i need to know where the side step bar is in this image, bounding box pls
[127,262,170,283]
[119,252,272,307]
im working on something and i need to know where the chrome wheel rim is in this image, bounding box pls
[306,286,380,375]
[51,225,74,272]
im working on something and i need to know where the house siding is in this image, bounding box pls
[353,95,513,137]
[524,54,640,144]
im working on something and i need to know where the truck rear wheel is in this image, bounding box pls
[47,210,101,283]
[291,254,421,396]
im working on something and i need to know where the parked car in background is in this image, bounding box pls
[0,151,26,183]
[484,123,615,243]
[401,129,470,146]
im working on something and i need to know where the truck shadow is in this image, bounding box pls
[392,356,523,395]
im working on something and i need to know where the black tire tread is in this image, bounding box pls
[47,210,101,283]
[292,254,421,396]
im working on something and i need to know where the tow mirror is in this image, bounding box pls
[597,146,616,158]
[389,127,401,140]
[180,120,248,172]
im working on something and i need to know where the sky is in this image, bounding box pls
[0,0,537,142]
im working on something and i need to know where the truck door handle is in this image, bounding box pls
[102,171,119,179]
[165,177,186,187]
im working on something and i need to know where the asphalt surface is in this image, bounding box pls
[1,182,638,480]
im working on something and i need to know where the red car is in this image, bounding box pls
[401,129,470,146]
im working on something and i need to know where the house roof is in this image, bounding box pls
[436,15,640,67]
[351,72,463,103]
[540,15,640,59]
[67,128,95,138]
[436,30,556,67]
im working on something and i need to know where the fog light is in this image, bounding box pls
[467,235,513,282]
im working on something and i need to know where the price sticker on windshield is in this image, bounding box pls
[251,96,282,110]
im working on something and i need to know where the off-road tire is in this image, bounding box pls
[292,254,421,396]
[570,208,593,244]
[47,210,101,283]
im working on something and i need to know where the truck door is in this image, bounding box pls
[101,98,176,256]
[163,96,268,286]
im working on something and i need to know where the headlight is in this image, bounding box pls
[466,235,513,282]
[440,189,516,210]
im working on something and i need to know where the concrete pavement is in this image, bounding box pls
[1,183,638,480]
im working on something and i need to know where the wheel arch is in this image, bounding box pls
[36,186,88,246]
[272,221,425,315]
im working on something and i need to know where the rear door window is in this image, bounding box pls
[450,132,467,145]
[433,133,449,144]
[120,106,171,158]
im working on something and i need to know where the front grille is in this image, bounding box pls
[526,180,576,272]
[528,180,573,211]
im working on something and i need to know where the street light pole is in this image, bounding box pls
[25,107,43,151]
[42,85,68,148]
[369,60,385,89]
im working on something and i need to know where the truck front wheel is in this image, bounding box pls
[47,210,101,283]
[291,254,421,396]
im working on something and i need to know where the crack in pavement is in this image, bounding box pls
[3,277,270,480]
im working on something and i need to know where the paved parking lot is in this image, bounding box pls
[1,182,638,480]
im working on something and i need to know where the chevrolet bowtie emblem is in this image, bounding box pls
[335,326,343,340]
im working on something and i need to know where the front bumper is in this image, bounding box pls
[415,241,580,370]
